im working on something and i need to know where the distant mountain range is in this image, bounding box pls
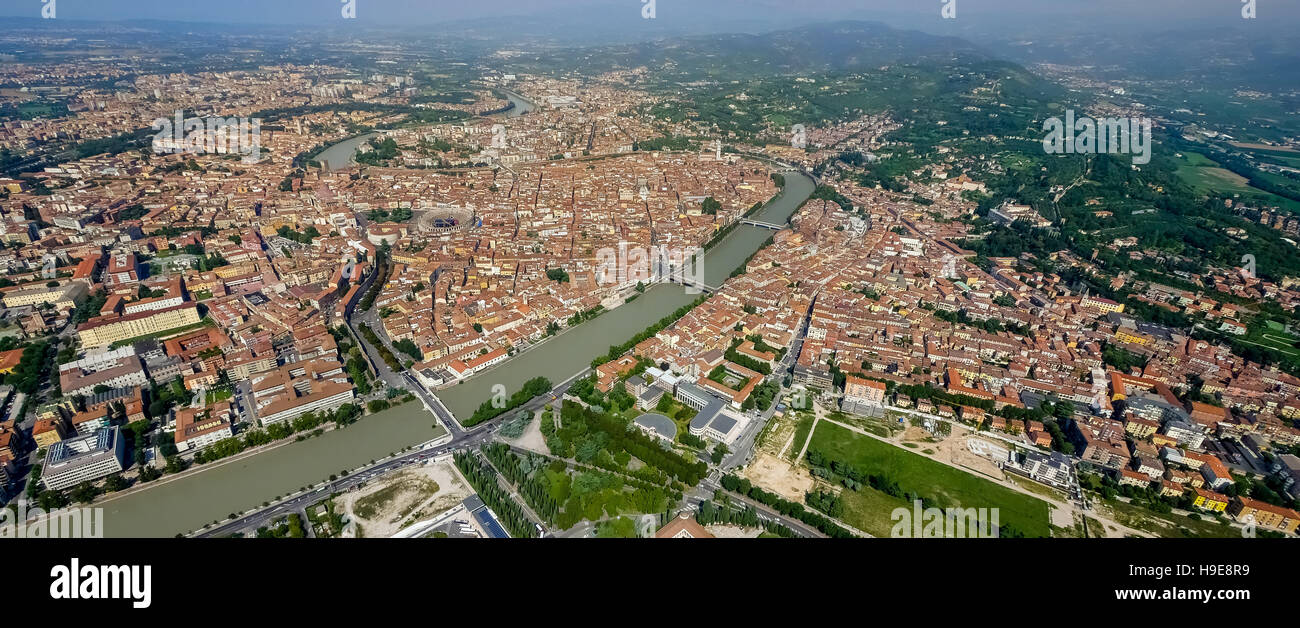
[509,21,990,79]
[4,9,1297,93]
[983,27,1300,91]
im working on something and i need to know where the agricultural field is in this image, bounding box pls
[1174,151,1253,194]
[1173,151,1300,212]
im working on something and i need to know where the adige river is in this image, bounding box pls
[95,93,815,536]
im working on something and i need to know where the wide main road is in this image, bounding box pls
[193,375,579,538]
[96,401,449,537]
[189,371,579,538]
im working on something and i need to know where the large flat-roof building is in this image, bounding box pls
[41,427,127,491]
[59,356,149,397]
[680,381,742,444]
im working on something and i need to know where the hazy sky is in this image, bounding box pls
[5,0,1295,32]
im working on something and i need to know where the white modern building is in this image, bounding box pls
[41,427,128,491]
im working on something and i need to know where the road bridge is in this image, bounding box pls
[740,218,785,230]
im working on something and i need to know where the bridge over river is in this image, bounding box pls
[93,148,815,537]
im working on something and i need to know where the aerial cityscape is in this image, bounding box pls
[1,0,1299,565]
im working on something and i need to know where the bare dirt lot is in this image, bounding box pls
[900,426,933,443]
[743,452,815,502]
[758,416,797,457]
[706,524,764,538]
[902,424,1007,482]
[504,408,550,455]
[337,461,471,538]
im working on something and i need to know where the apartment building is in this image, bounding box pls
[77,302,202,348]
[1,281,88,309]
[842,375,887,414]
[1199,455,1235,491]
[33,417,68,448]
[174,402,235,452]
[1192,487,1230,513]
[250,358,355,426]
[59,357,149,397]
[1228,496,1300,534]
[103,252,141,288]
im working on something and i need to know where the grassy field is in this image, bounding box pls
[786,414,815,461]
[838,483,911,537]
[1242,325,1300,356]
[1007,474,1068,502]
[205,387,234,404]
[1098,497,1238,538]
[808,422,1053,537]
